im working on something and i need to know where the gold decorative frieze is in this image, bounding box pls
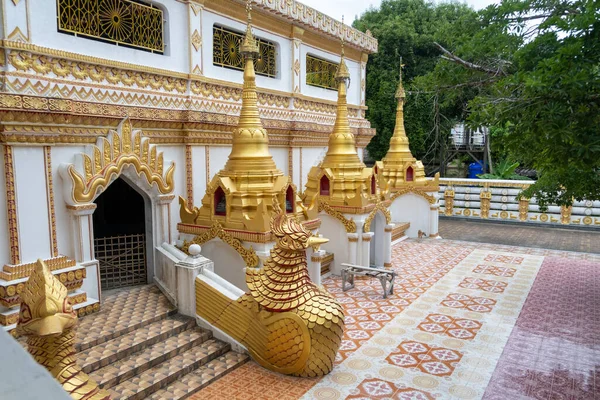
[390,188,437,205]
[44,146,59,257]
[181,220,259,267]
[60,118,175,204]
[480,190,492,219]
[363,202,392,232]
[186,145,194,207]
[519,198,529,221]
[1,255,75,281]
[444,189,455,216]
[561,205,572,225]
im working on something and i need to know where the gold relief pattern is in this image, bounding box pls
[57,0,164,53]
[3,145,20,265]
[480,191,491,219]
[519,198,530,221]
[182,220,260,267]
[17,260,110,400]
[62,118,175,204]
[363,202,392,232]
[186,145,194,207]
[560,205,572,225]
[196,209,343,377]
[444,190,455,216]
[318,201,357,233]
[213,25,277,78]
[390,188,437,205]
[44,147,59,257]
[1,256,76,281]
[192,29,202,52]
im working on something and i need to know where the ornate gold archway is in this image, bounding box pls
[363,202,392,232]
[59,118,175,205]
[390,188,437,205]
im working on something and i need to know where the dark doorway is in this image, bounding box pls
[93,177,147,290]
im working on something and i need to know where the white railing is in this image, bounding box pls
[439,178,600,228]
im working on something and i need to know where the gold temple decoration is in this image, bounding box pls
[304,24,378,211]
[560,205,572,225]
[519,198,529,221]
[376,58,438,191]
[480,190,492,219]
[57,0,164,53]
[306,54,338,90]
[196,204,344,377]
[3,145,20,265]
[318,200,357,233]
[213,25,277,78]
[363,202,392,232]
[17,260,110,400]
[180,1,310,234]
[61,118,175,204]
[444,189,455,216]
[181,219,260,267]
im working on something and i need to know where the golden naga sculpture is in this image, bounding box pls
[304,25,378,211]
[17,259,110,400]
[376,59,438,190]
[180,1,313,232]
[196,203,345,377]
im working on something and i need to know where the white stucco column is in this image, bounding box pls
[157,195,175,245]
[361,232,374,268]
[384,224,394,268]
[429,193,441,239]
[67,203,100,301]
[175,244,214,318]
[188,1,204,76]
[348,234,359,265]
[309,249,325,286]
[291,26,304,94]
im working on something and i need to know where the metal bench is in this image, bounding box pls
[340,263,396,299]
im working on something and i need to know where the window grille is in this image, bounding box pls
[57,0,164,54]
[213,25,277,78]
[306,54,338,90]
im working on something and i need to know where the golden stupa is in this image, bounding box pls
[303,31,378,211]
[180,3,307,232]
[376,60,437,189]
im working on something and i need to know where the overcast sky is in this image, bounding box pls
[300,0,498,23]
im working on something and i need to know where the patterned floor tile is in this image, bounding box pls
[386,340,463,376]
[458,276,508,293]
[473,264,517,277]
[440,292,497,313]
[417,314,482,340]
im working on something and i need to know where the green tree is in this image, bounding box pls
[353,0,477,162]
[416,0,600,207]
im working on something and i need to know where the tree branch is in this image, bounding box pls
[434,42,508,76]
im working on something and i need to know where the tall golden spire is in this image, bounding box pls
[222,0,278,175]
[383,57,414,162]
[321,16,363,169]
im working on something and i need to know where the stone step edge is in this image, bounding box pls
[75,307,178,352]
[148,351,251,400]
[91,327,211,389]
[80,315,198,374]
[108,339,230,400]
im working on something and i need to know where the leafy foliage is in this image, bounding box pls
[478,160,530,180]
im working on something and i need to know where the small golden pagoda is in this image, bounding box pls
[376,60,437,189]
[180,2,307,233]
[303,32,378,211]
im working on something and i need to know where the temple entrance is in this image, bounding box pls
[93,177,148,290]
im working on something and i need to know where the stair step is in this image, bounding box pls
[76,285,177,352]
[107,339,230,400]
[146,351,250,400]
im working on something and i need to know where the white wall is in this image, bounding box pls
[317,213,349,275]
[300,43,361,106]
[157,145,185,242]
[191,145,207,205]
[202,10,292,93]
[369,212,385,267]
[201,239,248,291]
[28,0,188,72]
[13,147,52,263]
[270,148,288,176]
[390,193,431,238]
[208,146,231,180]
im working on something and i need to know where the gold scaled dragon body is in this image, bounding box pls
[18,260,110,400]
[196,210,345,377]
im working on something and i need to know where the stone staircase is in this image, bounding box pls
[66,285,248,400]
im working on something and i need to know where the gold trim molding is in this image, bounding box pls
[363,202,392,232]
[390,188,437,205]
[3,145,20,265]
[181,220,259,267]
[59,118,175,205]
[318,201,357,233]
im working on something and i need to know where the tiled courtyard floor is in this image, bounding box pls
[191,238,600,400]
[439,218,600,254]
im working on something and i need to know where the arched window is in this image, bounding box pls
[285,186,295,213]
[214,187,226,216]
[406,166,414,182]
[320,175,330,196]
[371,175,376,194]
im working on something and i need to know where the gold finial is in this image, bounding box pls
[241,0,259,55]
[335,15,350,82]
[395,56,406,100]
[341,15,345,58]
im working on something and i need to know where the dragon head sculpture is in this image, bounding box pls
[271,199,328,252]
[17,259,77,337]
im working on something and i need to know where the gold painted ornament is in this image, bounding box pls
[17,260,110,400]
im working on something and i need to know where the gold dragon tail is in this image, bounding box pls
[196,277,312,375]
